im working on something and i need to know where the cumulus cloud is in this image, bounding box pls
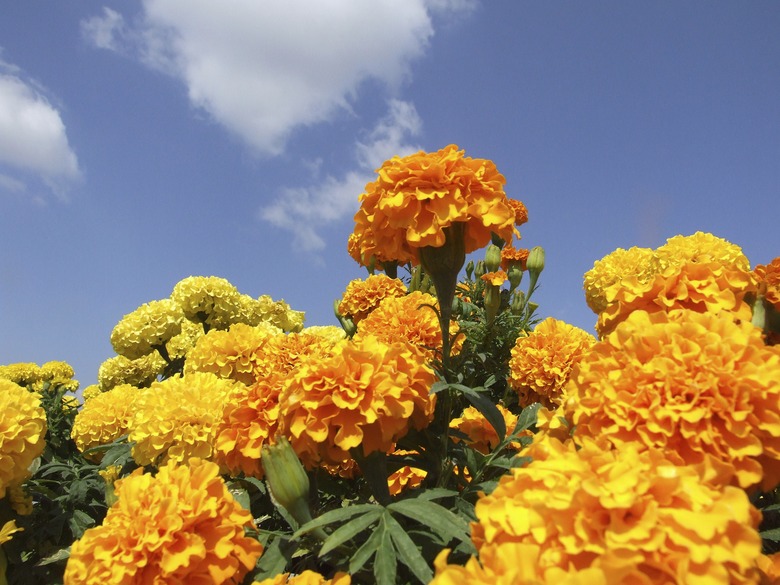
[0,63,81,200]
[82,0,454,155]
[259,99,422,252]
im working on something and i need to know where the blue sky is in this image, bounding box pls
[1,1,779,386]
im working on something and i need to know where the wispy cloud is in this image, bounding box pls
[0,59,81,201]
[259,99,422,252]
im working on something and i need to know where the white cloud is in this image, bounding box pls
[0,70,81,199]
[83,0,451,155]
[259,99,422,251]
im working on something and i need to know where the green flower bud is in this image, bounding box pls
[484,284,501,326]
[465,260,475,280]
[484,244,502,273]
[511,291,526,315]
[262,437,313,528]
[508,264,523,292]
[474,260,487,279]
[527,246,545,276]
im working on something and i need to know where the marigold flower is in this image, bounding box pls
[130,372,237,466]
[63,458,263,584]
[0,379,47,498]
[72,384,140,457]
[583,246,658,315]
[507,198,529,227]
[500,245,529,272]
[0,362,42,386]
[508,318,595,409]
[337,274,407,325]
[171,275,244,330]
[110,298,184,360]
[301,325,347,343]
[351,144,517,266]
[184,322,279,385]
[252,294,306,332]
[354,291,461,359]
[757,552,780,585]
[470,435,762,584]
[255,571,351,585]
[387,450,427,496]
[81,384,102,402]
[279,336,436,467]
[450,405,522,454]
[97,352,164,391]
[7,482,33,515]
[755,257,780,310]
[40,360,75,380]
[480,270,508,287]
[562,308,780,490]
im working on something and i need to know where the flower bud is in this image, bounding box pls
[262,437,313,528]
[511,291,526,315]
[527,246,545,276]
[465,260,475,280]
[508,264,523,292]
[484,244,502,273]
[484,285,501,326]
[474,260,487,279]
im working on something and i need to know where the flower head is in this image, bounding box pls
[508,318,595,409]
[500,245,529,272]
[0,362,42,386]
[171,275,243,330]
[507,198,528,227]
[351,144,517,266]
[755,257,780,311]
[450,405,522,454]
[337,274,407,325]
[97,353,163,391]
[561,308,780,490]
[279,336,436,467]
[130,372,237,466]
[583,246,658,315]
[72,384,140,457]
[480,270,508,287]
[64,458,263,584]
[0,379,47,497]
[256,571,351,585]
[110,299,184,360]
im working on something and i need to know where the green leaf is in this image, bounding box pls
[36,547,70,566]
[458,385,506,441]
[227,482,251,511]
[388,499,472,547]
[760,503,780,512]
[514,402,541,433]
[414,488,459,501]
[253,535,294,580]
[293,504,380,538]
[761,527,780,542]
[374,520,397,585]
[68,509,96,539]
[319,508,383,556]
[430,381,450,395]
[349,525,383,575]
[385,513,434,584]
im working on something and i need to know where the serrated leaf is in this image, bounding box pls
[430,381,450,395]
[761,527,780,542]
[293,504,380,538]
[385,513,434,584]
[253,535,294,580]
[319,508,383,556]
[36,547,70,566]
[388,499,472,547]
[514,402,541,433]
[349,525,383,574]
[374,521,397,585]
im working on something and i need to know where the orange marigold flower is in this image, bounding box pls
[480,270,508,287]
[184,322,280,385]
[594,232,757,337]
[279,336,436,468]
[387,450,427,496]
[508,317,595,409]
[470,435,762,584]
[450,405,522,454]
[757,552,780,585]
[583,246,658,315]
[337,274,407,325]
[214,333,341,478]
[71,384,140,458]
[564,308,780,490]
[0,379,47,498]
[64,458,263,584]
[354,291,461,358]
[129,372,237,467]
[255,570,351,585]
[506,198,529,227]
[351,144,517,266]
[500,245,529,272]
[755,257,780,311]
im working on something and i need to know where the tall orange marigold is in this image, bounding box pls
[337,274,407,325]
[64,458,263,584]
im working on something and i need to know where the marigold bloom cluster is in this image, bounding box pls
[354,291,460,358]
[508,317,595,409]
[110,298,184,360]
[480,270,508,287]
[71,384,140,456]
[560,308,780,490]
[63,458,263,584]
[755,257,780,310]
[462,436,762,584]
[507,198,528,226]
[129,372,237,466]
[0,362,42,386]
[255,571,351,585]
[500,245,529,271]
[450,405,521,454]
[0,379,47,498]
[97,353,163,391]
[171,275,245,330]
[351,144,517,266]
[387,450,427,496]
[279,336,436,467]
[585,232,756,337]
[337,274,407,325]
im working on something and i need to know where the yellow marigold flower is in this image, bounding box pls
[165,317,206,361]
[252,295,306,332]
[110,298,184,360]
[40,360,75,380]
[354,291,461,359]
[0,520,22,546]
[97,353,163,391]
[337,274,407,325]
[130,372,237,466]
[171,275,244,330]
[64,458,263,584]
[352,144,517,266]
[0,362,42,386]
[507,198,529,227]
[0,379,47,498]
[471,435,762,584]
[508,317,595,409]
[500,245,529,271]
[98,465,122,486]
[279,336,436,468]
[302,325,347,343]
[480,270,508,287]
[185,322,279,385]
[755,256,780,311]
[72,384,140,457]
[450,405,522,454]
[566,308,780,490]
[81,384,102,402]
[431,542,608,585]
[583,245,658,315]
[255,571,351,585]
[656,230,750,272]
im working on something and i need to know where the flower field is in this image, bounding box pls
[1,144,780,584]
